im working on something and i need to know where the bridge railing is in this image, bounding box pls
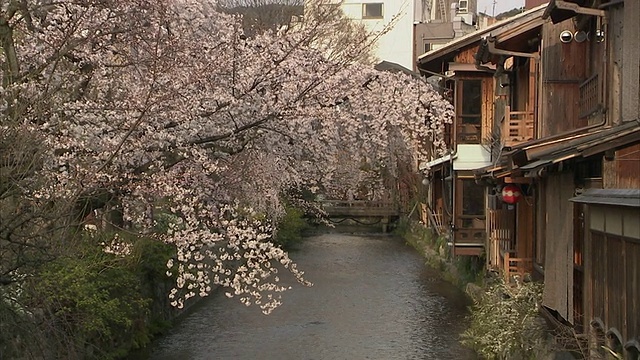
[319,200,395,208]
[318,200,399,218]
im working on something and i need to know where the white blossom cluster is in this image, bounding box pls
[1,0,453,312]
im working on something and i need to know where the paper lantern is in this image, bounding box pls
[501,184,522,204]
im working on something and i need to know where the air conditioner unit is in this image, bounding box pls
[459,13,475,26]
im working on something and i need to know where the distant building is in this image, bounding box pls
[335,1,420,70]
[326,1,486,71]
[415,0,488,69]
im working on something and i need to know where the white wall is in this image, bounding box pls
[340,0,416,70]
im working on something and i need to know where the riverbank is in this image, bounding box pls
[399,221,580,360]
[400,221,483,292]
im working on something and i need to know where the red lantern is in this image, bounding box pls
[501,184,522,204]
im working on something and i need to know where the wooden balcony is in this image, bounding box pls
[487,209,532,282]
[502,106,534,147]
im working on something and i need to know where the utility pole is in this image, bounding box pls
[492,0,497,16]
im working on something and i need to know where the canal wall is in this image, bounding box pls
[400,221,482,291]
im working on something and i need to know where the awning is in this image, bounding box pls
[570,189,640,208]
[476,119,640,180]
[453,144,492,170]
[419,154,454,171]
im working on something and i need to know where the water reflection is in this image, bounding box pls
[147,233,475,360]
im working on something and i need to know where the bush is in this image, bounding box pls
[453,255,483,285]
[21,235,176,359]
[272,205,309,249]
[461,277,546,359]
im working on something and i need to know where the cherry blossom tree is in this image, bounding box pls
[0,0,453,325]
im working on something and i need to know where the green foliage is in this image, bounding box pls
[392,216,412,237]
[453,255,483,285]
[462,278,546,359]
[36,251,146,358]
[272,205,309,249]
[130,238,177,336]
[29,234,176,359]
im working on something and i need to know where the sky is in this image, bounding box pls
[477,0,525,16]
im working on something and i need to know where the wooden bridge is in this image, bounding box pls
[319,200,400,232]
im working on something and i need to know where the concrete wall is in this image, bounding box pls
[341,0,416,70]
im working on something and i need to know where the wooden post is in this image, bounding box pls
[382,216,389,233]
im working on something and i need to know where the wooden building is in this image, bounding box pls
[416,5,548,257]
[470,0,640,357]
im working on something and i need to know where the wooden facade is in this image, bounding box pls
[476,1,640,357]
[417,6,551,259]
[418,5,639,355]
[539,19,590,137]
[576,194,640,359]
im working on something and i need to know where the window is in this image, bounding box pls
[456,79,483,144]
[461,180,484,216]
[456,178,485,228]
[424,43,432,53]
[458,0,469,13]
[362,3,383,19]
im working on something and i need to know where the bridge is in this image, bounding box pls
[318,200,400,232]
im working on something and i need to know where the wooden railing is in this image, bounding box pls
[487,209,514,269]
[455,215,485,245]
[487,209,532,282]
[579,74,600,119]
[503,251,533,282]
[502,106,534,147]
[457,122,482,144]
[320,200,398,217]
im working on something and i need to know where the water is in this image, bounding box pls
[145,233,476,360]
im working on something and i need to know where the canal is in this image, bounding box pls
[145,232,476,359]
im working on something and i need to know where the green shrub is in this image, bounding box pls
[29,234,176,359]
[272,205,309,249]
[453,255,483,285]
[462,278,546,359]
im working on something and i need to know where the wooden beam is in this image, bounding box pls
[504,176,534,184]
[455,246,483,256]
[555,1,606,17]
[487,37,539,59]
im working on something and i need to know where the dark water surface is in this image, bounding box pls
[145,233,476,360]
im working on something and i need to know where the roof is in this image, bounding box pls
[419,154,453,171]
[416,3,548,70]
[475,120,640,178]
[374,60,420,78]
[520,120,640,166]
[570,189,640,208]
